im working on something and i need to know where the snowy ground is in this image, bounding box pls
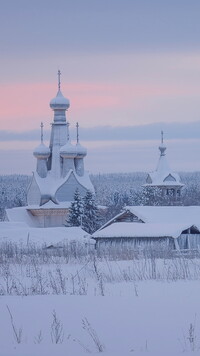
[1,281,200,356]
[1,252,200,356]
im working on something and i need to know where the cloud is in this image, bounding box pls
[1,121,200,143]
[1,138,200,175]
[1,0,200,55]
[78,121,200,141]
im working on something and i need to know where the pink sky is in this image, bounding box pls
[1,76,200,131]
[1,0,200,173]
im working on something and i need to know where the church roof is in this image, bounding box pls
[144,134,183,187]
[76,142,87,157]
[33,168,94,204]
[33,142,50,157]
[60,141,77,157]
[50,89,70,110]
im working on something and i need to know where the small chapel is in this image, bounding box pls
[6,71,94,228]
[143,131,184,199]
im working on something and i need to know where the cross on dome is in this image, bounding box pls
[40,122,44,144]
[50,71,70,112]
[58,69,61,91]
[159,130,166,156]
[66,121,70,141]
[161,130,164,144]
[76,122,79,143]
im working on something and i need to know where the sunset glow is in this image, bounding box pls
[0,0,200,173]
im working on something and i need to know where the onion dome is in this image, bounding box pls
[50,90,70,110]
[60,141,77,158]
[159,142,167,156]
[76,142,87,157]
[33,143,50,159]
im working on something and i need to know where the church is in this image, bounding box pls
[143,131,184,200]
[6,71,94,228]
[4,72,200,251]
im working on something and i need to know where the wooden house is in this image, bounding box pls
[92,206,200,251]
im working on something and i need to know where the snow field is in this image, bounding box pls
[1,281,200,356]
[1,246,200,355]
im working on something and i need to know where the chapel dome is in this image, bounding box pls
[50,90,70,110]
[76,142,87,157]
[60,141,77,158]
[159,142,167,156]
[33,143,50,159]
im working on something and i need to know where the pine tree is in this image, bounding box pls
[66,189,83,227]
[82,191,100,234]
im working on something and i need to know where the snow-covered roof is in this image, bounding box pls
[60,141,77,157]
[76,142,87,157]
[97,206,200,236]
[6,206,38,227]
[125,206,200,226]
[27,201,71,210]
[50,90,70,110]
[0,223,94,246]
[34,168,94,202]
[144,142,183,187]
[93,222,196,239]
[33,142,50,157]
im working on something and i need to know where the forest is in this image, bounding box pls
[0,171,200,222]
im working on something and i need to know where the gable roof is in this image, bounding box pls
[98,206,200,232]
[93,222,198,239]
[125,206,200,225]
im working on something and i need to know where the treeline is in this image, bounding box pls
[0,175,30,220]
[1,172,200,221]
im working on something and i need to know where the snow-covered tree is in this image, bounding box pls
[82,191,100,234]
[66,189,83,227]
[139,186,182,206]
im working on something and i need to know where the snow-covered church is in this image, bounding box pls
[6,71,94,228]
[143,131,184,199]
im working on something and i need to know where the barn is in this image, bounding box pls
[92,206,200,251]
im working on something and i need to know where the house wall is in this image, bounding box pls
[27,210,69,227]
[95,233,200,253]
[95,236,175,254]
[177,234,200,250]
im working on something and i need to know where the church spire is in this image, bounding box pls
[58,69,61,91]
[76,122,79,144]
[49,71,70,123]
[66,121,70,141]
[161,130,164,144]
[159,130,166,156]
[40,122,44,144]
